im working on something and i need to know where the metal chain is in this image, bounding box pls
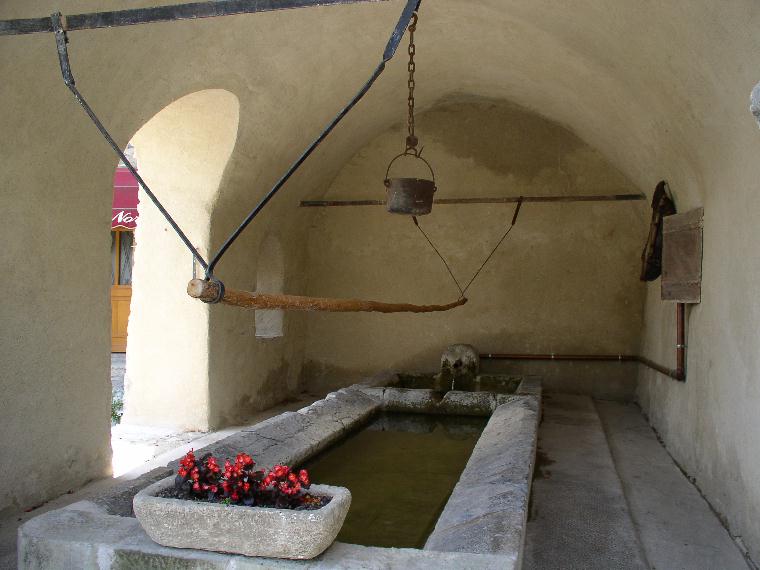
[406,12,418,151]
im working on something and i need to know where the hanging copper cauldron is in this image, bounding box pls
[384,150,437,215]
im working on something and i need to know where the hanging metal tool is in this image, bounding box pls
[384,11,437,216]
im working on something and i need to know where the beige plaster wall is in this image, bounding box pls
[1,1,760,559]
[205,209,312,428]
[637,167,760,562]
[301,99,648,391]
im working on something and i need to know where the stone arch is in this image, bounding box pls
[122,89,240,431]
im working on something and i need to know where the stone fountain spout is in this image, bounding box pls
[437,344,480,392]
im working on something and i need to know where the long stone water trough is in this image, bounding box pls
[19,375,541,569]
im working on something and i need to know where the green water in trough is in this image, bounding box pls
[300,412,486,549]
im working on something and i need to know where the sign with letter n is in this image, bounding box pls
[661,207,704,303]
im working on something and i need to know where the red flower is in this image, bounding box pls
[175,449,313,506]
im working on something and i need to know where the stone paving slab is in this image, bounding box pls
[523,394,648,570]
[596,401,749,570]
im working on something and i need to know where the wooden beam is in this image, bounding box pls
[299,193,646,207]
[187,279,467,313]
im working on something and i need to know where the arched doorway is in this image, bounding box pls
[111,143,140,353]
[120,89,240,432]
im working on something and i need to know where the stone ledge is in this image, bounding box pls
[516,376,543,396]
[18,506,509,569]
[170,388,381,470]
[425,395,540,566]
[88,467,173,517]
[376,387,515,416]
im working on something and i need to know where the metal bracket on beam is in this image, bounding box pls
[51,13,73,87]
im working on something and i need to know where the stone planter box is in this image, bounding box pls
[133,476,351,560]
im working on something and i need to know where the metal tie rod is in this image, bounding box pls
[0,0,387,36]
[300,194,647,207]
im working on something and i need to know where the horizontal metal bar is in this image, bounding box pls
[0,0,386,36]
[481,353,640,362]
[0,17,51,35]
[481,352,683,381]
[300,193,646,207]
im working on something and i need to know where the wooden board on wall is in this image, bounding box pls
[661,207,704,303]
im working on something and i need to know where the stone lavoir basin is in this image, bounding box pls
[301,412,487,549]
[18,376,540,569]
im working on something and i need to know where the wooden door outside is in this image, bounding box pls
[111,230,134,353]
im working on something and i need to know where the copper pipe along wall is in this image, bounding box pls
[676,302,686,380]
[482,303,687,382]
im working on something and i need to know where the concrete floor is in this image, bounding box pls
[110,352,209,475]
[525,394,751,570]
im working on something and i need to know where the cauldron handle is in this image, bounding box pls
[384,151,436,187]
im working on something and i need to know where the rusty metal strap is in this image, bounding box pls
[0,0,389,36]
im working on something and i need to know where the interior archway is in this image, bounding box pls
[122,89,240,431]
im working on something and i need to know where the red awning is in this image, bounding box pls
[112,167,139,229]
